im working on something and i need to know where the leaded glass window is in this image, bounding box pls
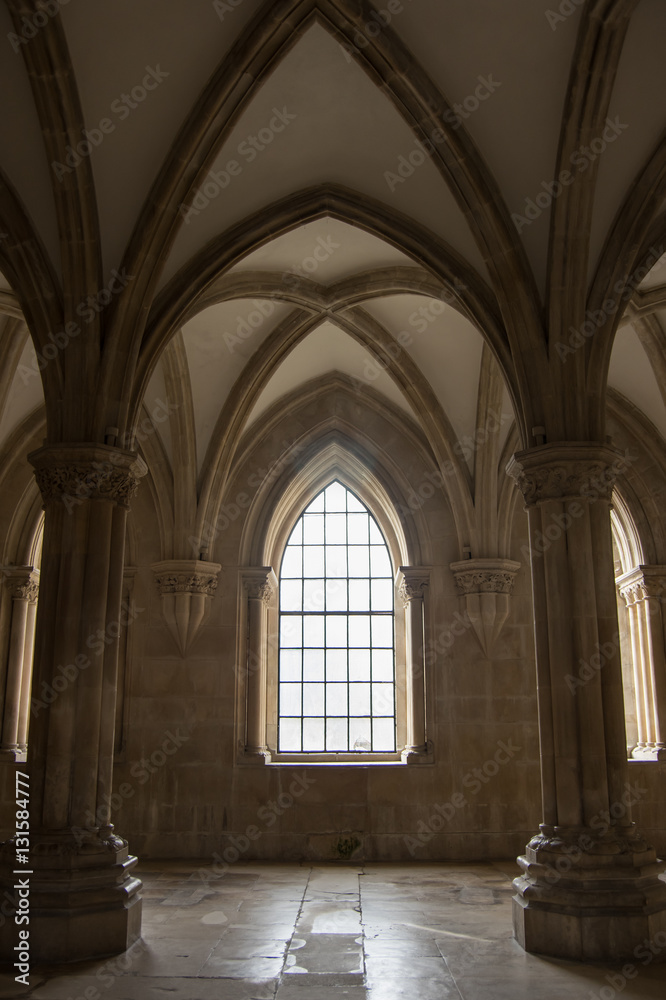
[278,480,396,752]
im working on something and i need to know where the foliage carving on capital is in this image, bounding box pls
[11,579,40,603]
[151,560,222,655]
[617,566,666,605]
[154,569,220,597]
[29,445,147,510]
[452,570,516,596]
[450,558,520,596]
[245,580,274,605]
[243,569,276,606]
[398,568,430,607]
[3,568,40,604]
[506,444,630,508]
[449,559,520,656]
[34,464,142,508]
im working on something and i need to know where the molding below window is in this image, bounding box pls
[236,746,435,766]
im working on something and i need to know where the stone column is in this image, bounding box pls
[506,442,666,962]
[242,568,275,762]
[17,586,39,752]
[0,444,146,963]
[617,566,666,760]
[0,569,39,760]
[398,567,430,762]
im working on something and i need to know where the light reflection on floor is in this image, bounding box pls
[3,860,666,999]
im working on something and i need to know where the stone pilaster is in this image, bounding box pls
[152,559,221,654]
[0,444,146,963]
[506,443,666,962]
[0,568,39,761]
[617,566,666,760]
[449,558,520,656]
[398,567,431,762]
[241,568,276,763]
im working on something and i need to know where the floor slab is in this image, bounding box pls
[0,860,665,999]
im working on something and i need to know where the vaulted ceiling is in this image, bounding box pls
[0,0,664,550]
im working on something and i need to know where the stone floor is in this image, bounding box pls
[2,860,666,999]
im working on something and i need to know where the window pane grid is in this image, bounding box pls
[278,482,396,753]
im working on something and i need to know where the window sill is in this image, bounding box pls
[236,747,434,766]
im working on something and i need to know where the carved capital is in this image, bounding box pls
[617,565,666,605]
[242,568,276,606]
[12,579,40,603]
[506,443,630,508]
[29,444,147,509]
[397,567,430,607]
[450,559,520,596]
[152,560,221,654]
[152,560,221,597]
[3,567,40,604]
[448,559,521,656]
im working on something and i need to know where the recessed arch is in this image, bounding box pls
[237,425,429,573]
[191,305,476,556]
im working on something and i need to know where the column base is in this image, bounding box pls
[631,744,666,761]
[238,746,272,765]
[401,744,434,764]
[513,824,666,962]
[0,832,142,964]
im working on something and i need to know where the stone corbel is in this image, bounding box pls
[449,558,520,657]
[152,559,221,655]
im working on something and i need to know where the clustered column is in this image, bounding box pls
[617,566,666,760]
[0,444,146,963]
[507,442,666,962]
[0,568,39,760]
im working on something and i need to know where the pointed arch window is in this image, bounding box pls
[277,480,396,753]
